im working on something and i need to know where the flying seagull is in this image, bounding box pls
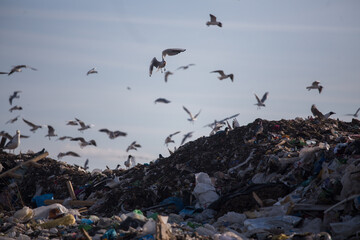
[126,141,141,152]
[57,151,80,159]
[154,98,171,104]
[87,67,98,75]
[75,118,94,132]
[66,120,78,126]
[254,92,269,109]
[149,48,186,77]
[23,118,42,133]
[1,130,21,153]
[183,106,201,122]
[9,91,21,105]
[99,128,127,139]
[8,65,37,75]
[345,107,360,118]
[57,136,73,141]
[206,14,222,27]
[306,81,323,94]
[164,71,173,83]
[204,113,240,128]
[9,105,22,112]
[6,115,20,124]
[165,131,181,146]
[311,104,335,120]
[177,64,195,70]
[45,125,58,140]
[71,137,97,148]
[181,131,194,145]
[211,70,234,82]
[209,122,225,136]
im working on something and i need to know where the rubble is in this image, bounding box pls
[0,117,360,239]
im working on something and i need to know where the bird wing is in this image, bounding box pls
[164,71,173,82]
[194,110,201,119]
[0,131,12,140]
[261,92,269,103]
[114,131,127,137]
[75,118,86,128]
[47,125,56,135]
[183,106,193,118]
[209,14,217,22]
[211,70,225,77]
[66,151,80,157]
[22,118,37,128]
[162,48,186,58]
[312,81,320,87]
[170,131,181,137]
[99,128,110,134]
[311,105,324,119]
[71,137,86,143]
[149,57,161,76]
[254,94,261,104]
[355,107,360,115]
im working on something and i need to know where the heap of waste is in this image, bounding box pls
[0,117,360,239]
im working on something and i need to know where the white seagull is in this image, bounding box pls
[211,70,234,82]
[206,14,222,27]
[183,106,201,122]
[23,118,42,133]
[149,48,186,77]
[8,65,37,75]
[9,91,22,105]
[254,92,269,109]
[124,155,136,169]
[87,67,98,75]
[2,130,21,153]
[306,81,323,94]
[345,107,360,118]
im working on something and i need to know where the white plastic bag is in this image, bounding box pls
[192,172,219,208]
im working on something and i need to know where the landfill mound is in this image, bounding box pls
[1,117,360,239]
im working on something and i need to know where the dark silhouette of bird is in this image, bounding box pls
[181,131,194,145]
[57,151,80,159]
[6,115,20,124]
[165,131,180,146]
[206,14,222,27]
[71,137,97,148]
[9,105,22,112]
[9,91,21,105]
[211,70,234,82]
[164,71,173,83]
[8,65,37,75]
[177,64,195,70]
[306,81,323,94]
[87,67,98,75]
[99,128,127,139]
[75,118,94,132]
[154,98,171,104]
[45,125,58,140]
[126,141,141,152]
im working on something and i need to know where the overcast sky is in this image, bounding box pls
[1,0,359,171]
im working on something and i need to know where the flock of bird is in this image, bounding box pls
[1,14,359,170]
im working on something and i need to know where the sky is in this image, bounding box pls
[1,0,360,171]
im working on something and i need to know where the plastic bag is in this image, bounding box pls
[192,172,219,208]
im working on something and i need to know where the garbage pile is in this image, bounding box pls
[0,117,360,239]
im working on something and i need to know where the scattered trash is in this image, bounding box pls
[0,118,360,239]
